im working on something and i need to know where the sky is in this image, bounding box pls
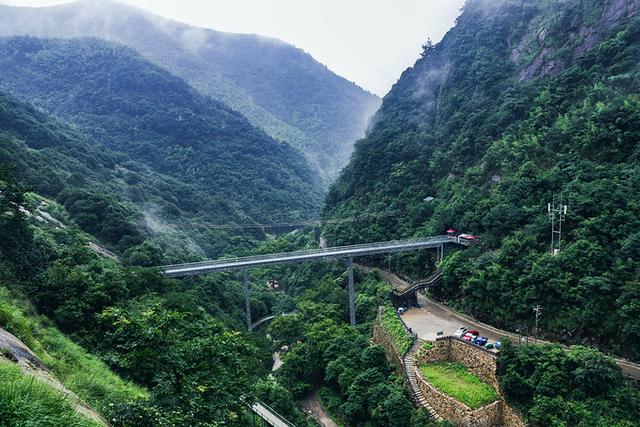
[0,0,466,96]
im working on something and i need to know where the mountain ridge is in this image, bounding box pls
[0,0,381,181]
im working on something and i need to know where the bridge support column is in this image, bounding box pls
[243,269,252,331]
[348,256,356,326]
[436,244,444,264]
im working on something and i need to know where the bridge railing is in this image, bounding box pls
[161,235,457,272]
[248,398,297,427]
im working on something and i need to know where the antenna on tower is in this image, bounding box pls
[548,195,568,255]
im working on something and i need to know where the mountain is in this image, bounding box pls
[0,37,327,261]
[324,0,640,360]
[0,0,381,181]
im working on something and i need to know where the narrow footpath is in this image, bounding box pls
[300,391,339,427]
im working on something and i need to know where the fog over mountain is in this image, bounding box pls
[0,0,381,181]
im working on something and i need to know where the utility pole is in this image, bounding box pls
[548,195,568,255]
[533,305,542,344]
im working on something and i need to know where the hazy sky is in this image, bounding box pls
[0,0,466,96]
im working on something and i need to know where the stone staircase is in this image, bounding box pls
[404,339,440,420]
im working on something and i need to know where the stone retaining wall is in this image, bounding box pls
[415,336,526,426]
[416,371,502,426]
[416,337,499,390]
[372,319,404,374]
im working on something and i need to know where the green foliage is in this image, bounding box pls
[323,0,640,361]
[0,1,380,180]
[0,361,101,427]
[497,341,640,426]
[96,296,261,425]
[0,37,323,227]
[261,261,430,427]
[418,362,499,409]
[379,306,414,355]
[0,286,148,419]
[422,341,434,351]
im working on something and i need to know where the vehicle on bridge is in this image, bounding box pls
[457,233,478,243]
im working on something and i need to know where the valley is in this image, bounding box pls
[2,0,640,426]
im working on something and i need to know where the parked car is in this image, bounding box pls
[467,330,480,336]
[475,336,488,347]
[462,332,477,342]
[397,307,407,315]
[484,343,494,349]
[454,327,468,338]
[494,341,503,350]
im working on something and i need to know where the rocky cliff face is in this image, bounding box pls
[513,0,640,80]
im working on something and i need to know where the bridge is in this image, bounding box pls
[161,235,471,330]
[250,315,277,331]
[249,399,296,427]
[392,270,443,308]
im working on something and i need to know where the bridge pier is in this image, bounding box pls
[436,244,444,264]
[243,269,252,331]
[348,256,356,326]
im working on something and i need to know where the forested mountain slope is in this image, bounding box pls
[324,0,640,360]
[0,37,323,240]
[0,0,381,181]
[0,82,303,262]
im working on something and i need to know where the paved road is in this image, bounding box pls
[373,268,640,382]
[402,295,509,345]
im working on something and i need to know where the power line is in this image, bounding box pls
[158,210,402,230]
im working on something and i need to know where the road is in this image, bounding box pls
[300,391,339,427]
[370,268,640,382]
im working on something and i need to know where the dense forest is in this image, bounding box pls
[0,37,323,226]
[0,88,270,261]
[324,0,640,361]
[0,0,381,180]
[2,0,640,426]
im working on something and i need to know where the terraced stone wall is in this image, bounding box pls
[415,337,526,426]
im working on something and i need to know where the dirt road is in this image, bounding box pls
[300,391,339,427]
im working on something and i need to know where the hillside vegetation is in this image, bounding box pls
[0,37,323,226]
[0,362,100,427]
[324,0,640,361]
[0,168,271,425]
[0,0,381,180]
[497,341,640,426]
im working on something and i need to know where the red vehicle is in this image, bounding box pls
[462,332,478,341]
[458,233,477,240]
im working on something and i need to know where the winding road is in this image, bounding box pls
[366,267,640,383]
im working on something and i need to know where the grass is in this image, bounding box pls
[379,306,414,355]
[0,360,101,426]
[0,286,148,416]
[418,362,499,409]
[422,341,434,351]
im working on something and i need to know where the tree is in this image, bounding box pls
[97,296,260,425]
